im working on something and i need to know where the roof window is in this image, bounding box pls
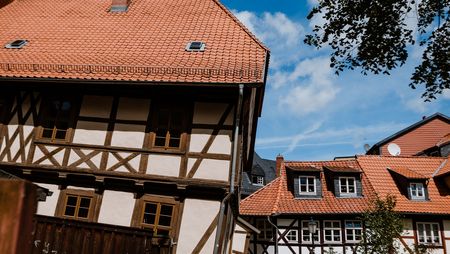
[186,41,206,52]
[5,39,28,49]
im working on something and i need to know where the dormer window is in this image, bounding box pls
[299,176,316,195]
[410,182,425,200]
[339,177,356,196]
[252,176,264,186]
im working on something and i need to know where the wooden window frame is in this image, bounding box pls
[323,220,342,243]
[37,94,79,143]
[131,195,180,238]
[339,176,357,197]
[345,220,362,243]
[148,101,189,152]
[55,189,102,222]
[416,222,441,245]
[301,220,320,243]
[299,176,316,195]
[252,175,264,186]
[285,229,298,243]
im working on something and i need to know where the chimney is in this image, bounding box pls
[110,0,130,12]
[276,154,284,177]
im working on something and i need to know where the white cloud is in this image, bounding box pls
[278,57,340,116]
[233,10,305,69]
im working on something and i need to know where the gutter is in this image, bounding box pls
[213,84,244,254]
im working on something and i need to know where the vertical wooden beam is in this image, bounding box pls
[0,179,37,254]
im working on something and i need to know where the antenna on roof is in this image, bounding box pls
[363,144,370,152]
[387,143,401,156]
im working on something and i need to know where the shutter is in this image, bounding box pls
[407,184,412,199]
[293,176,300,198]
[356,175,363,197]
[334,177,340,197]
[315,176,322,198]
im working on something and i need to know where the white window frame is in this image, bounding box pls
[256,219,273,241]
[417,222,441,245]
[323,220,342,243]
[285,229,298,243]
[339,177,357,196]
[301,220,320,243]
[252,176,264,186]
[345,220,363,243]
[299,176,316,195]
[410,183,425,200]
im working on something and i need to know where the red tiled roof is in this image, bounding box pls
[435,159,450,177]
[436,133,450,147]
[324,166,362,173]
[357,155,450,215]
[0,0,268,83]
[240,159,375,216]
[387,167,428,179]
[285,165,322,172]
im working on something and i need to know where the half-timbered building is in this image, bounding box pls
[240,155,450,254]
[0,0,269,252]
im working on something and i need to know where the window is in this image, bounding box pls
[417,222,441,245]
[286,229,298,243]
[132,195,179,237]
[256,219,273,241]
[5,39,28,49]
[299,176,316,195]
[151,102,187,150]
[56,189,101,222]
[323,220,341,243]
[345,220,362,242]
[410,183,425,200]
[339,177,357,196]
[301,220,320,243]
[252,176,264,186]
[39,96,78,141]
[185,41,206,51]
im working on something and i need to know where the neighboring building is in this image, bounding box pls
[0,0,269,253]
[366,113,450,156]
[241,153,277,198]
[240,155,450,254]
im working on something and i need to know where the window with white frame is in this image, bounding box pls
[256,219,273,241]
[324,220,341,243]
[410,183,425,200]
[417,222,441,245]
[345,220,362,242]
[301,220,320,243]
[285,229,298,243]
[339,177,356,196]
[299,176,316,195]
[252,175,264,186]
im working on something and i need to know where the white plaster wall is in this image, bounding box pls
[116,97,150,121]
[111,127,145,149]
[279,245,298,254]
[98,191,135,227]
[1,125,33,163]
[189,130,232,155]
[33,144,65,166]
[278,218,297,227]
[79,95,112,118]
[192,102,234,125]
[73,122,108,145]
[401,218,414,237]
[176,199,220,254]
[188,159,230,181]
[146,154,180,177]
[232,225,247,254]
[36,183,60,216]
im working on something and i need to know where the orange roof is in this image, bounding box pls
[435,159,450,177]
[436,133,450,147]
[357,155,450,215]
[387,167,428,179]
[240,159,375,216]
[0,0,268,83]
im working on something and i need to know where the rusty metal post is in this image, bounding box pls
[0,179,37,254]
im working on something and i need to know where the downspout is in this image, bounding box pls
[213,84,244,254]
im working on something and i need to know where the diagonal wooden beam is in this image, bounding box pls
[33,145,64,166]
[107,152,139,173]
[187,104,233,178]
[191,213,219,254]
[70,149,101,170]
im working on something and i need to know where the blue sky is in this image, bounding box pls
[221,0,450,161]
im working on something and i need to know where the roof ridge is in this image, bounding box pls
[358,154,447,159]
[212,0,269,52]
[241,176,281,201]
[271,166,285,214]
[433,158,449,177]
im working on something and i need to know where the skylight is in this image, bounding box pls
[5,40,28,49]
[185,41,206,52]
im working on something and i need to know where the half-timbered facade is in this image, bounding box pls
[0,0,269,252]
[240,156,450,254]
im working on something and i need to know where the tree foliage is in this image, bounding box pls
[305,0,450,100]
[358,194,403,253]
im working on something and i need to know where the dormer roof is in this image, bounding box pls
[323,166,362,173]
[0,0,269,84]
[387,167,428,180]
